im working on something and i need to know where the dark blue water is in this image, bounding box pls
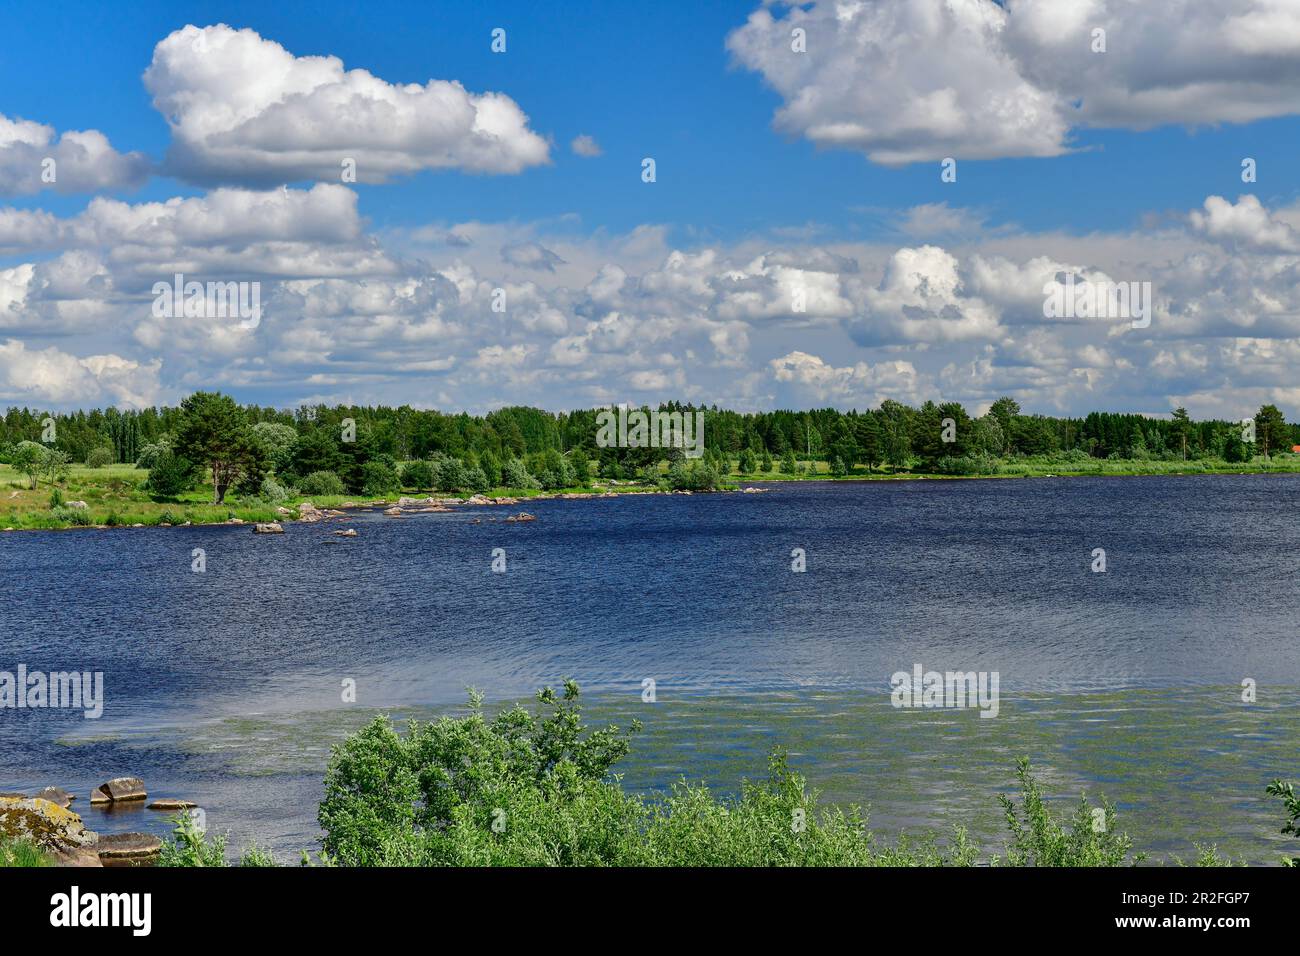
[3,476,1299,860]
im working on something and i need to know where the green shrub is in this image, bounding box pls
[259,476,289,503]
[51,506,92,526]
[85,446,115,468]
[146,452,197,497]
[500,457,540,490]
[400,460,434,491]
[360,460,400,496]
[1266,779,1299,866]
[297,470,346,497]
[998,757,1144,866]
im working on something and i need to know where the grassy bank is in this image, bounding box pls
[0,463,661,532]
[6,454,1300,533]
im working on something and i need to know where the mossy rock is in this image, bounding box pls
[0,797,98,851]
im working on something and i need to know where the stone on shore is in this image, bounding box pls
[253,522,284,534]
[90,777,147,804]
[0,797,98,855]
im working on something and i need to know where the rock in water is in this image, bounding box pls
[96,832,163,867]
[147,799,196,811]
[90,777,147,804]
[253,522,284,534]
[35,786,74,809]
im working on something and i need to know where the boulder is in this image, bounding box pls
[89,777,147,804]
[35,787,74,809]
[226,517,245,524]
[383,507,403,516]
[333,529,358,537]
[0,797,98,853]
[275,506,294,516]
[253,522,284,534]
[96,832,162,867]
[146,799,196,811]
[505,512,537,523]
[66,500,88,509]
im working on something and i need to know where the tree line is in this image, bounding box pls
[1,395,1296,500]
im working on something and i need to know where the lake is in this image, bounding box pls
[2,475,1298,862]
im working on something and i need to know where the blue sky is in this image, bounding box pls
[3,0,1300,418]
[8,0,1298,238]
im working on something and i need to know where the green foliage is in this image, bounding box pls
[85,445,115,468]
[145,451,197,497]
[158,811,229,867]
[173,392,268,504]
[780,449,798,474]
[50,505,92,526]
[297,470,346,497]
[135,439,171,470]
[998,757,1145,866]
[0,835,51,867]
[501,457,540,490]
[11,441,47,488]
[400,459,435,491]
[1265,779,1300,866]
[360,459,400,496]
[251,421,299,474]
[259,475,289,503]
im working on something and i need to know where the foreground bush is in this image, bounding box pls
[316,684,1140,867]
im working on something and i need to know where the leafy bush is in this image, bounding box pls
[296,470,346,497]
[85,446,115,468]
[146,452,197,497]
[430,456,467,493]
[259,476,289,503]
[463,465,489,495]
[51,506,92,526]
[135,440,171,470]
[998,757,1144,866]
[1266,779,1299,866]
[666,459,725,491]
[360,460,400,496]
[500,457,539,490]
[400,460,435,491]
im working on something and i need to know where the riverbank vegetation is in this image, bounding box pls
[138,683,1294,868]
[3,392,1300,529]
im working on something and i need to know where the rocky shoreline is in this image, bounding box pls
[2,484,772,535]
[0,777,193,867]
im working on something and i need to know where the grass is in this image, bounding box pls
[0,835,53,867]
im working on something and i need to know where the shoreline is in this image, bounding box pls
[5,464,1300,533]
